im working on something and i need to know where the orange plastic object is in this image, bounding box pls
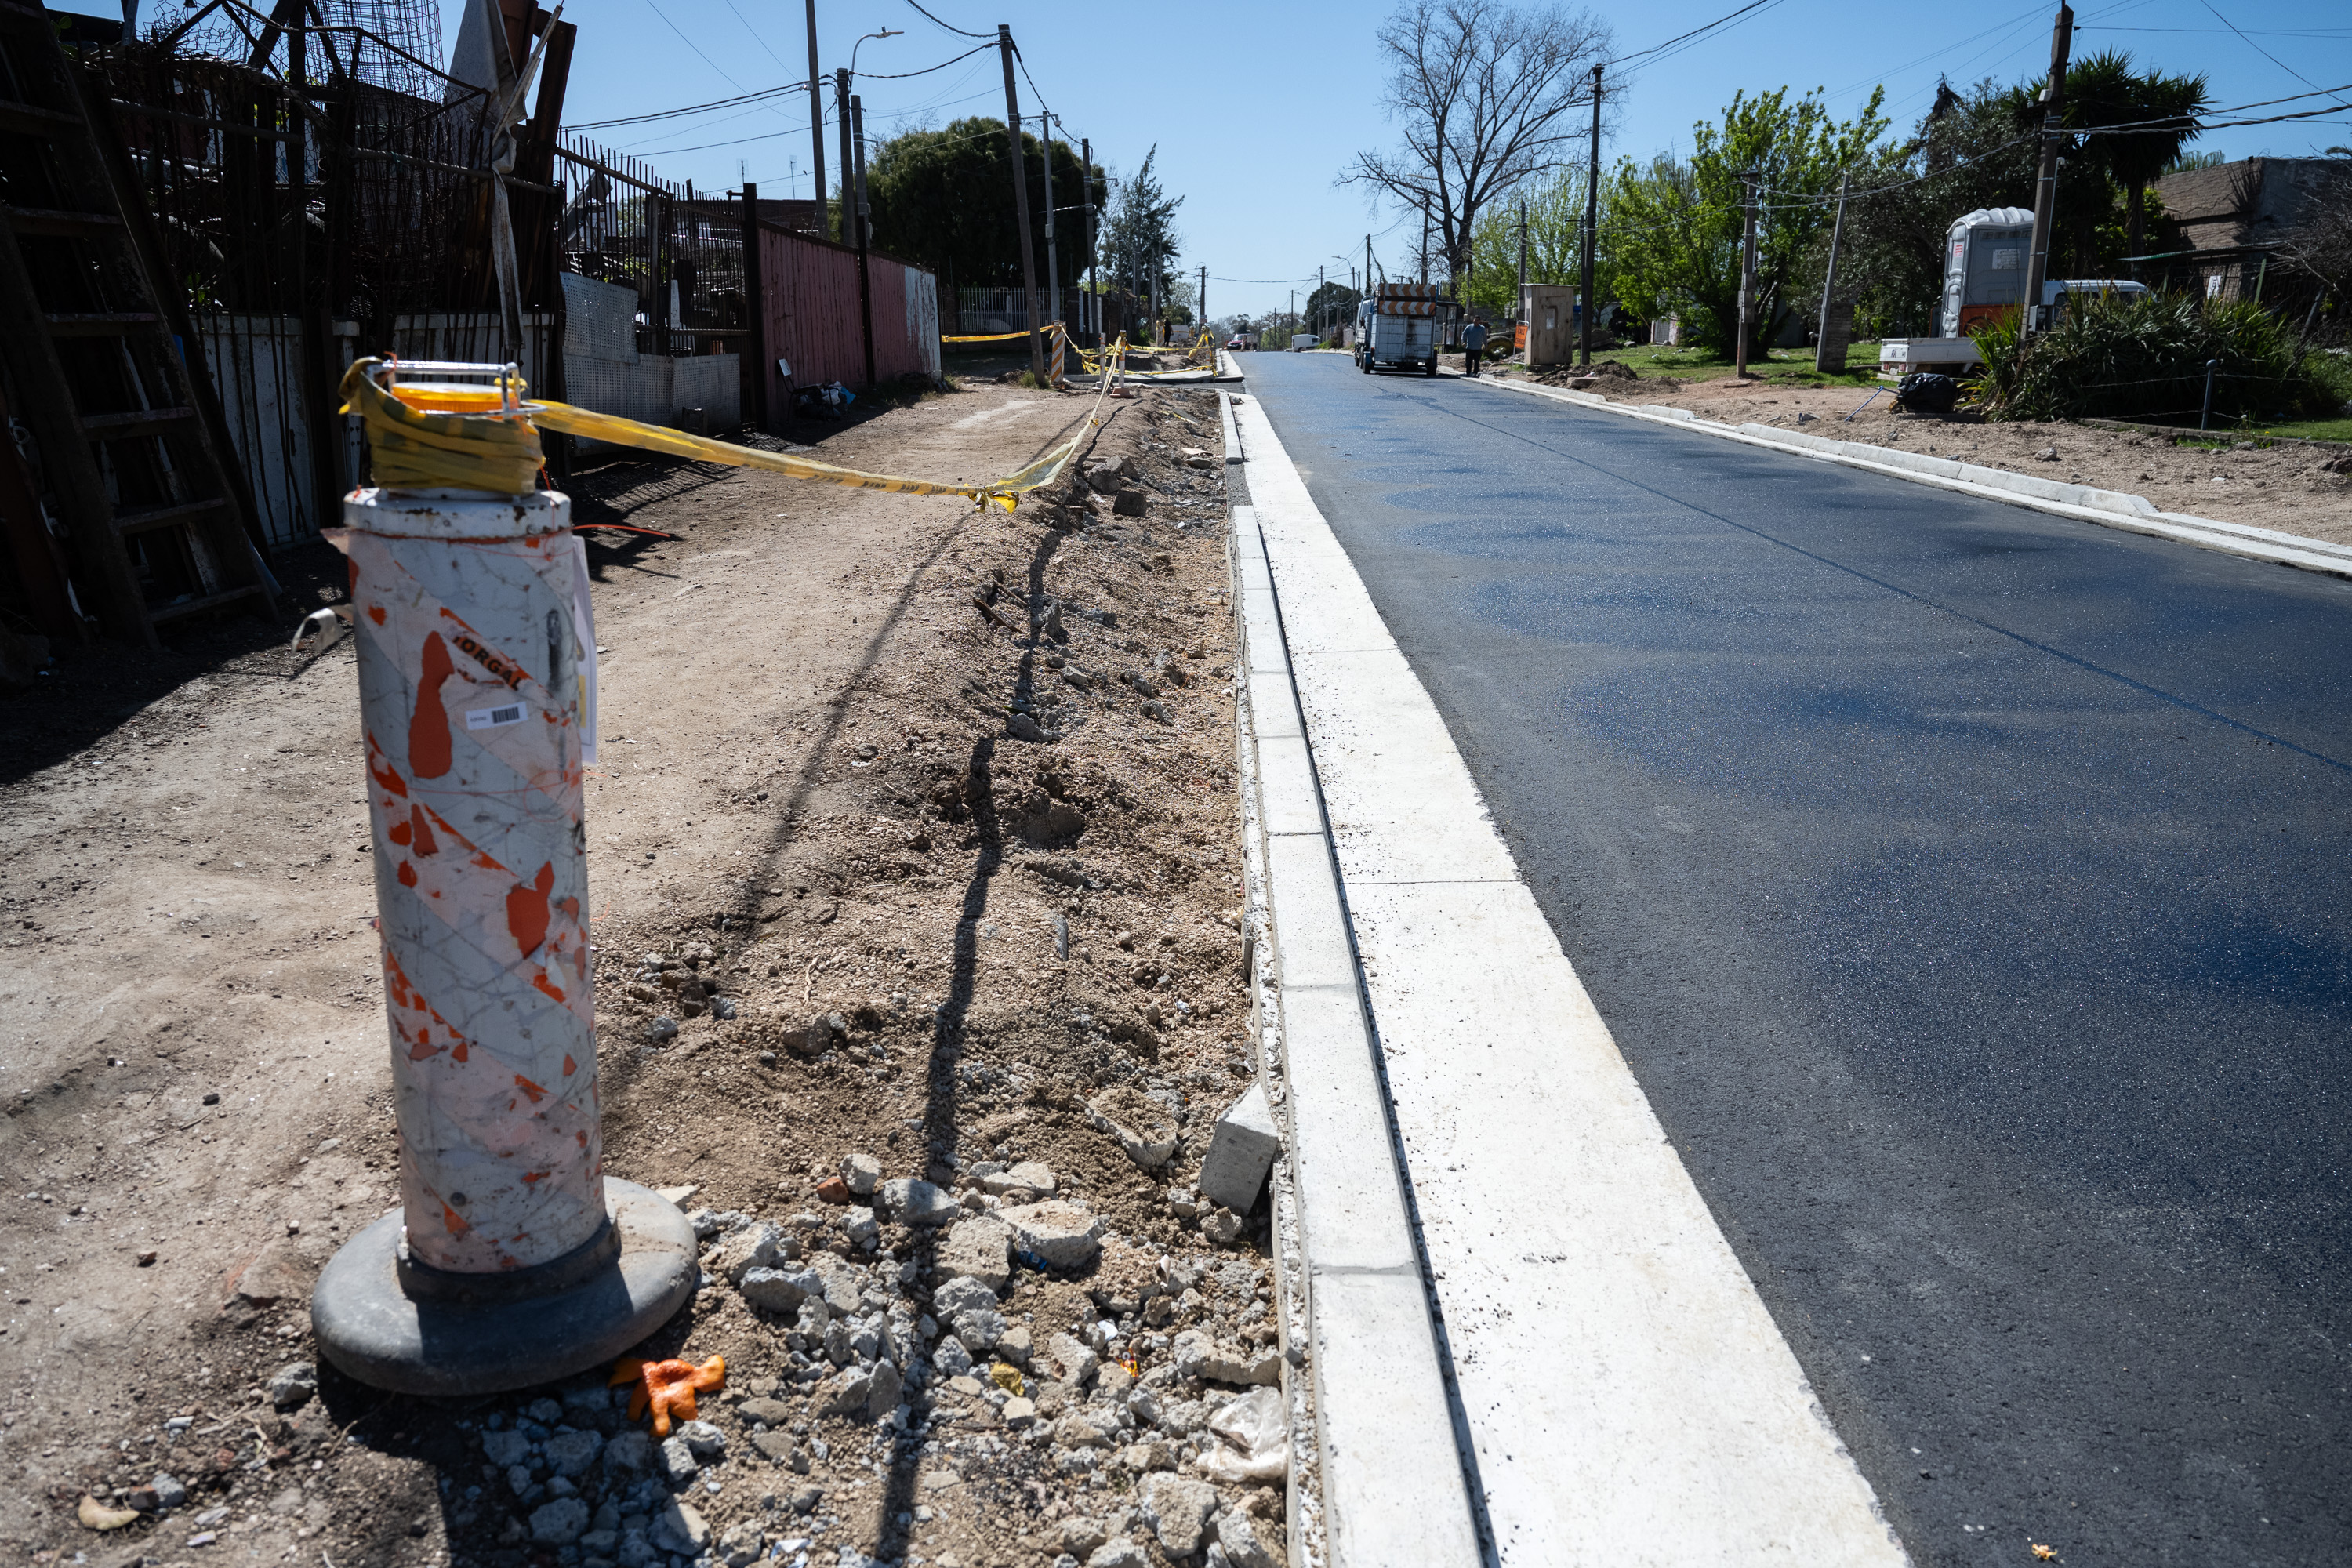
[610,1354,727,1436]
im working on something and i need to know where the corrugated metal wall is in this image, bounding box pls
[757,227,940,408]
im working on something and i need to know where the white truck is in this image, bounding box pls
[1355,282,1450,376]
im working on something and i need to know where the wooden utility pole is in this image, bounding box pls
[1039,118,1058,343]
[1517,195,1528,303]
[804,0,824,234]
[1579,63,1601,368]
[742,180,770,430]
[1735,169,1759,379]
[2022,2,2074,334]
[1080,136,1096,346]
[833,68,853,245]
[1199,263,1207,338]
[851,94,876,388]
[997,25,1045,375]
[1814,169,1851,374]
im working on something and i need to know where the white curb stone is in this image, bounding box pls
[1198,1083,1281,1214]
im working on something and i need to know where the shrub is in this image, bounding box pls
[1969,291,2336,425]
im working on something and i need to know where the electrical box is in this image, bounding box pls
[1520,284,1577,366]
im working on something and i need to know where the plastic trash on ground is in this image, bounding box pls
[1194,1385,1287,1483]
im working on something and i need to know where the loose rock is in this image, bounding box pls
[876,1177,962,1226]
[266,1362,317,1410]
[997,1200,1107,1269]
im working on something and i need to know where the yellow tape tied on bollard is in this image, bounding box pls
[338,358,1118,511]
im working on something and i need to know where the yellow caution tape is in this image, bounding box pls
[940,329,1035,343]
[339,359,547,492]
[337,354,1127,511]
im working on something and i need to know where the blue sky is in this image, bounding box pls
[441,0,2352,319]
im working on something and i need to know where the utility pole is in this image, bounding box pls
[1814,169,1851,374]
[1039,119,1058,343]
[804,0,824,235]
[833,68,853,245]
[2022,2,2074,335]
[1579,62,1602,368]
[1517,194,1528,301]
[1082,136,1097,347]
[851,94,876,388]
[1366,232,1373,299]
[742,180,769,430]
[1736,167,1759,379]
[1199,263,1206,339]
[997,24,1044,375]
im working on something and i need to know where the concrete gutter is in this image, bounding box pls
[1476,375,2352,580]
[1224,394,1485,1568]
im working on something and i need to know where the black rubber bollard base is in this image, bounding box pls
[311,1178,698,1397]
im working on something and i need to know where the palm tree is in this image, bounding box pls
[2061,50,2212,265]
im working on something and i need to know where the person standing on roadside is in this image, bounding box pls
[1461,317,1488,377]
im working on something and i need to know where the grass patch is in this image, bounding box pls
[1564,341,1882,384]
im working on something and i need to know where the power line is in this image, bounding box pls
[572,82,811,131]
[904,0,990,41]
[858,41,997,79]
[715,0,799,78]
[2198,0,2352,116]
[1610,0,1790,70]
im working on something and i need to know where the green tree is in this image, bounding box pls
[2038,49,2209,262]
[1609,86,1888,357]
[1306,279,1362,336]
[1099,146,1184,299]
[1463,165,1592,316]
[868,116,1105,302]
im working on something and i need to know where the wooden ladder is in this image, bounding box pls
[0,1,278,647]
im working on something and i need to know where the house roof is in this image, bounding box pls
[2152,158,2345,256]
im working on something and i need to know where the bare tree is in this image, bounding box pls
[1343,0,1612,293]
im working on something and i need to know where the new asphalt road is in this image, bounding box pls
[1239,351,2352,1566]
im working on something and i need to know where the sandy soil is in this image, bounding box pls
[1501,362,2352,546]
[1,379,1288,1568]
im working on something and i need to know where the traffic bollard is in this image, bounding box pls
[309,477,695,1397]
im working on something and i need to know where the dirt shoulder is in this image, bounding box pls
[2,381,1289,1568]
[1494,361,2352,546]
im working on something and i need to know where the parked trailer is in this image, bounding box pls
[1356,282,1453,376]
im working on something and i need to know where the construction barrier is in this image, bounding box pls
[338,356,1125,512]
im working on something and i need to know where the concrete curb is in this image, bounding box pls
[1474,374,2352,580]
[1223,398,1485,1568]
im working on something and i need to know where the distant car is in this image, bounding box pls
[1225,337,1247,350]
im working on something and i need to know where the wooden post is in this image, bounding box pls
[1579,64,1601,368]
[653,191,673,358]
[1039,115,1058,351]
[835,69,854,246]
[804,0,826,230]
[1814,169,1851,375]
[851,95,876,390]
[2023,3,2074,335]
[742,180,770,432]
[1082,136,1096,347]
[1736,169,1758,379]
[998,26,1044,376]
